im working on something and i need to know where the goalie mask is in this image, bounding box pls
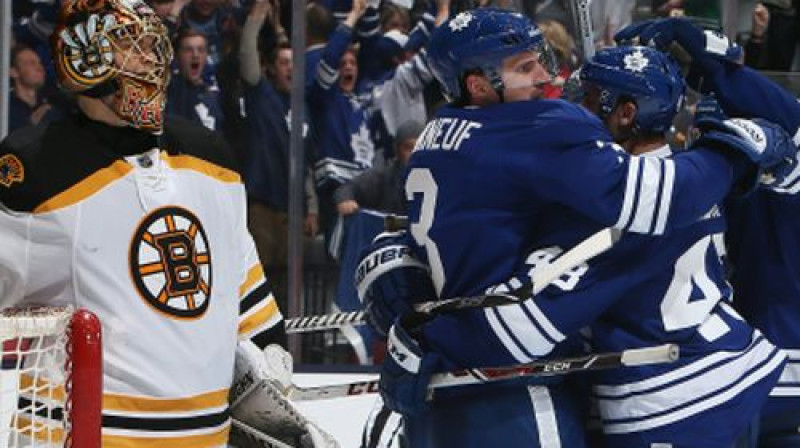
[52,0,173,133]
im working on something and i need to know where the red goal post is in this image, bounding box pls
[0,306,102,448]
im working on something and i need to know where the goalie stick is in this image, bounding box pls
[288,343,678,401]
[285,227,621,333]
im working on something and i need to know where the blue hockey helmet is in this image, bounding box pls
[427,7,556,102]
[579,46,686,134]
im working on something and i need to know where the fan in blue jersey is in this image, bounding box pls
[362,8,798,448]
[559,44,786,448]
[165,28,224,132]
[308,0,378,245]
[238,0,320,311]
[616,17,800,448]
[308,0,434,248]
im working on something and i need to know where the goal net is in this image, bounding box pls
[0,307,101,448]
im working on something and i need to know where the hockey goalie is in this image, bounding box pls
[0,0,339,446]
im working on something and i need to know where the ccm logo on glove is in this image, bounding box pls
[388,326,422,373]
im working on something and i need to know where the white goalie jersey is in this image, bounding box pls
[0,116,283,447]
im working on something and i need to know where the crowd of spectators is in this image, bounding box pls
[6,0,800,355]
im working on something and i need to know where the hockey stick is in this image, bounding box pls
[288,343,678,401]
[285,311,365,333]
[282,213,407,333]
[285,227,621,333]
[570,0,595,59]
[383,214,408,232]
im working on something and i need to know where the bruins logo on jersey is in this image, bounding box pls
[0,154,24,188]
[129,206,212,319]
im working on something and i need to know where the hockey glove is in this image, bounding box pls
[692,97,798,190]
[230,341,340,447]
[614,18,742,76]
[380,312,442,416]
[262,343,293,393]
[356,231,436,338]
[761,152,800,193]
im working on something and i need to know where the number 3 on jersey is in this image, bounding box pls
[406,169,446,295]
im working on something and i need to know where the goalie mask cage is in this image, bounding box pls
[0,307,101,448]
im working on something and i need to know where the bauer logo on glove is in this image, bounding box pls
[355,243,425,296]
[356,231,436,338]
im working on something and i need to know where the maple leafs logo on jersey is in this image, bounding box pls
[449,12,473,32]
[0,155,24,188]
[351,123,375,167]
[624,49,649,73]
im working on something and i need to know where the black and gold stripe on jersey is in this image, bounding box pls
[0,114,241,213]
[101,388,231,448]
[238,264,285,347]
[102,428,230,448]
[102,410,229,432]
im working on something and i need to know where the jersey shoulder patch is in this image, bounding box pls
[0,124,43,190]
[0,117,122,213]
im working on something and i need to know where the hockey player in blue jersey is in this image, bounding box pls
[616,16,800,448]
[355,7,798,448]
[564,45,787,448]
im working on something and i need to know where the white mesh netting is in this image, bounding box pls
[0,307,73,448]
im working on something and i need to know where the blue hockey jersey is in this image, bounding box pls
[308,23,376,190]
[406,99,736,305]
[701,64,800,418]
[404,100,785,447]
[726,192,800,416]
[241,78,294,212]
[165,77,224,132]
